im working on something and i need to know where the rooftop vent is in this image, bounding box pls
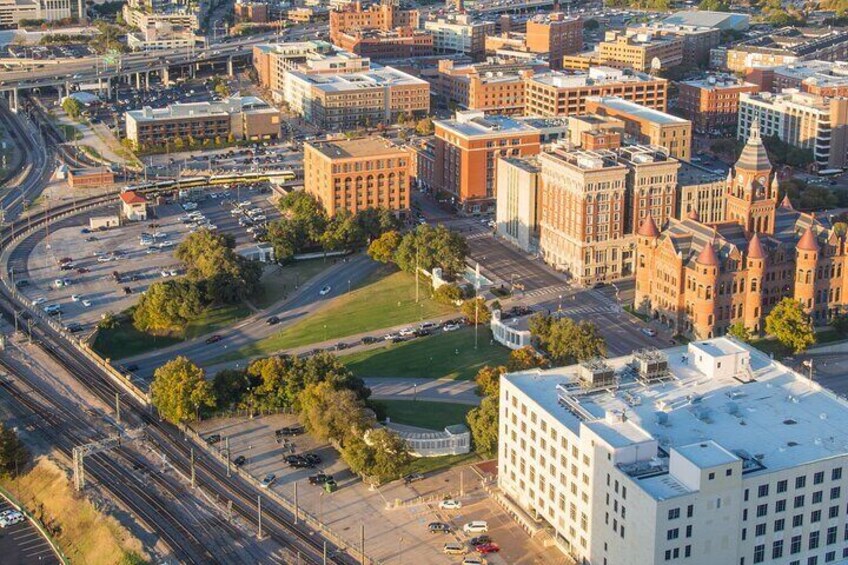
[632,349,669,383]
[577,358,616,390]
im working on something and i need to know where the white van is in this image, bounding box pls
[443,542,465,555]
[463,521,488,533]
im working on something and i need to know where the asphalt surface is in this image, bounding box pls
[0,498,60,564]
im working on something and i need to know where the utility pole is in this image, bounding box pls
[360,524,366,565]
[294,481,299,525]
[323,542,327,565]
[474,296,479,350]
[226,436,231,478]
[257,495,263,539]
[415,243,419,304]
[460,469,464,497]
[190,447,196,488]
[115,392,120,426]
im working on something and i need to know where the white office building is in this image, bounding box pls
[499,337,848,565]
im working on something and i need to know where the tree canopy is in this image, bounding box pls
[529,314,606,365]
[394,224,469,280]
[0,424,29,476]
[150,357,216,424]
[461,297,491,325]
[175,229,261,303]
[467,396,499,457]
[132,279,204,335]
[765,298,816,354]
[727,322,752,343]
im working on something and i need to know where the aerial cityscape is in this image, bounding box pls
[0,0,846,563]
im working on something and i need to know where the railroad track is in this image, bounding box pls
[0,187,357,563]
[0,361,217,565]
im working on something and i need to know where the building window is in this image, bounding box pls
[753,545,765,564]
[668,508,680,520]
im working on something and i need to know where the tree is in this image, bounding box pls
[433,283,462,305]
[832,313,848,336]
[132,279,204,334]
[530,314,606,365]
[246,355,296,411]
[415,117,434,135]
[266,218,304,263]
[727,322,752,343]
[394,224,468,280]
[474,365,505,397]
[320,210,364,252]
[765,298,816,354]
[213,369,253,410]
[507,347,548,372]
[279,191,327,240]
[150,357,216,424]
[461,297,491,325]
[355,208,400,241]
[62,97,83,119]
[699,0,729,10]
[175,229,260,303]
[367,230,401,264]
[299,381,372,444]
[0,424,28,476]
[365,428,411,484]
[583,18,599,30]
[466,396,499,457]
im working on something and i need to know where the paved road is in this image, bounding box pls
[365,377,479,405]
[0,497,61,564]
[127,253,381,379]
[794,350,848,397]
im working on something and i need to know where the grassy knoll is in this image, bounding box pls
[373,399,473,430]
[341,327,509,381]
[219,266,458,361]
[254,259,330,309]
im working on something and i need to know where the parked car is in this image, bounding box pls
[303,453,321,465]
[461,558,483,565]
[439,499,462,510]
[641,327,657,337]
[66,322,83,333]
[428,522,451,534]
[266,315,280,325]
[469,535,492,546]
[260,474,276,488]
[233,455,246,467]
[0,510,24,528]
[14,279,29,288]
[475,543,500,554]
[309,473,332,486]
[403,472,424,485]
[464,521,489,533]
[443,542,465,555]
[442,323,461,332]
[82,299,92,307]
[361,336,378,345]
[276,425,305,437]
[31,297,46,306]
[205,334,223,344]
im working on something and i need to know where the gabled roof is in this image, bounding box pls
[120,191,146,205]
[780,194,794,210]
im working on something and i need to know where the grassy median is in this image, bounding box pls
[217,266,458,362]
[342,326,510,381]
[372,399,473,430]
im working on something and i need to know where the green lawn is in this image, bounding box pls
[92,303,251,360]
[405,452,481,475]
[373,399,473,430]
[751,328,846,359]
[218,266,458,362]
[253,259,330,309]
[341,327,510,381]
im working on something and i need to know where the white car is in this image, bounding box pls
[169,269,179,277]
[439,499,462,510]
[97,255,114,263]
[54,279,65,288]
[442,323,461,332]
[82,299,92,308]
[252,214,267,222]
[461,558,483,565]
[463,521,488,533]
[398,327,415,337]
[319,285,332,296]
[31,297,46,306]
[71,294,81,302]
[641,327,657,337]
[0,510,24,527]
[160,270,171,278]
[260,474,276,488]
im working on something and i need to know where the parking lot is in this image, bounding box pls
[15,185,279,333]
[0,498,60,564]
[197,414,569,565]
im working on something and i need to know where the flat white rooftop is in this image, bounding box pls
[588,96,688,126]
[505,339,848,489]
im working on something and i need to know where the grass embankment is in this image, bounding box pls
[373,399,473,430]
[1,457,147,565]
[405,452,481,475]
[92,303,250,360]
[342,327,510,381]
[253,259,330,309]
[219,266,458,362]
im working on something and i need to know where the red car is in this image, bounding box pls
[475,543,500,554]
[205,334,223,344]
